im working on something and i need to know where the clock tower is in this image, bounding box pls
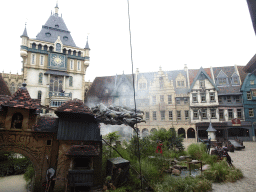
[20,4,90,108]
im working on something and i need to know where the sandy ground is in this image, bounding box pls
[0,174,27,192]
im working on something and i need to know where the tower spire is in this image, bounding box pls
[85,36,90,50]
[21,23,28,37]
[55,1,59,16]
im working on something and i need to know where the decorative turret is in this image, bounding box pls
[206,122,217,141]
[20,24,29,48]
[84,36,90,68]
[55,2,59,16]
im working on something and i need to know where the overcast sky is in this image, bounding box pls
[1,0,256,82]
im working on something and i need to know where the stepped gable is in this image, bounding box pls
[0,74,11,96]
[56,99,93,115]
[3,86,40,110]
[66,145,99,156]
[33,116,58,132]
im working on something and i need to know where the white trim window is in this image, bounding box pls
[31,54,36,65]
[77,61,81,71]
[70,60,74,70]
[40,55,44,66]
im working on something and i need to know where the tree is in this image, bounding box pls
[150,129,184,151]
[104,131,121,157]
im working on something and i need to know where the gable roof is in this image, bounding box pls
[36,14,76,47]
[188,68,212,86]
[0,74,11,96]
[3,85,40,111]
[188,67,217,92]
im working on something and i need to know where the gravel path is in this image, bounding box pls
[211,142,256,192]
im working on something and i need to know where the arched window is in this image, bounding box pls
[39,73,43,84]
[68,49,71,55]
[49,46,53,52]
[73,50,76,56]
[56,43,61,52]
[11,113,23,129]
[50,76,63,93]
[187,128,195,138]
[63,48,66,54]
[78,51,81,57]
[142,128,149,138]
[150,128,157,133]
[69,76,73,87]
[178,128,186,138]
[38,91,42,100]
[38,44,42,50]
[44,45,48,51]
[32,43,36,49]
[10,82,16,94]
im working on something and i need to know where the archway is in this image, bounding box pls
[150,128,157,133]
[178,128,185,138]
[0,146,41,191]
[187,128,195,138]
[160,128,166,132]
[142,128,149,138]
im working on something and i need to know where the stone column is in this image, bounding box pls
[63,76,66,91]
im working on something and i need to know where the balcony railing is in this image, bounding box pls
[49,91,72,98]
[68,170,94,187]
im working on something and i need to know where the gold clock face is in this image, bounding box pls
[54,57,62,65]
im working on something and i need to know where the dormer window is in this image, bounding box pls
[233,77,239,84]
[199,80,205,88]
[55,24,59,28]
[177,81,184,87]
[218,78,227,85]
[56,43,61,52]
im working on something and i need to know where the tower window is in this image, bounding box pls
[40,55,44,66]
[69,76,73,87]
[39,73,43,84]
[77,61,81,71]
[70,60,74,70]
[63,36,68,41]
[56,43,61,52]
[45,32,51,37]
[11,113,23,129]
[31,54,36,65]
[38,91,42,100]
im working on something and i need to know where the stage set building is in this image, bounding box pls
[86,64,255,141]
[19,4,90,108]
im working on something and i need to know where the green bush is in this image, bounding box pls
[187,143,206,160]
[203,160,243,183]
[154,175,212,192]
[23,164,35,182]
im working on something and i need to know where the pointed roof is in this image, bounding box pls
[55,99,93,115]
[188,67,218,92]
[36,6,76,47]
[3,84,40,110]
[206,122,217,132]
[20,26,28,37]
[85,36,90,49]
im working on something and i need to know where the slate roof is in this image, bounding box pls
[66,145,99,156]
[0,74,11,96]
[188,68,212,85]
[237,65,248,84]
[32,117,58,132]
[3,85,40,110]
[36,14,76,47]
[56,99,93,115]
[21,26,28,37]
[86,74,134,99]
